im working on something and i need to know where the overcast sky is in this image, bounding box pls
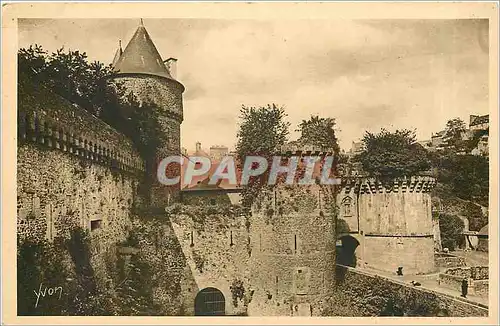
[18,19,489,152]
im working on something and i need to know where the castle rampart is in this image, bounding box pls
[18,86,145,176]
[17,87,141,250]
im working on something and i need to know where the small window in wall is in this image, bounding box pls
[91,219,102,231]
[294,267,310,295]
[342,197,352,216]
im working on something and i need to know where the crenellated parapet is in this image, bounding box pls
[18,93,145,177]
[339,175,436,194]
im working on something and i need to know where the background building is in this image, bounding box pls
[209,145,229,162]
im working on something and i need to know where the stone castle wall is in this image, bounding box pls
[362,236,435,274]
[17,87,143,247]
[110,75,184,208]
[324,265,488,317]
[17,144,137,249]
[17,76,455,316]
[169,209,251,315]
[127,216,198,316]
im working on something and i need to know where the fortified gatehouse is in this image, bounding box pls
[336,176,437,275]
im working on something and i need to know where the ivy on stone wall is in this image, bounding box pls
[115,253,163,316]
[17,228,117,316]
[192,250,205,273]
[230,279,245,307]
[17,225,167,316]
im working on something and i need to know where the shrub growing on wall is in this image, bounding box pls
[230,279,245,307]
[115,253,163,316]
[354,129,431,180]
[17,239,69,315]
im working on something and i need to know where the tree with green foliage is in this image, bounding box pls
[18,45,166,195]
[462,202,488,232]
[429,152,489,206]
[18,45,114,116]
[235,104,290,207]
[354,129,431,179]
[443,118,467,151]
[295,115,341,185]
[439,214,465,251]
[296,115,340,152]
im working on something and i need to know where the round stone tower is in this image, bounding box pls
[247,148,338,316]
[110,20,184,209]
[336,176,437,275]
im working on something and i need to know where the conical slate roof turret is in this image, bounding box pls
[113,19,174,80]
[111,40,123,67]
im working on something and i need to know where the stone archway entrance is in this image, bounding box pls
[194,287,225,316]
[337,235,360,267]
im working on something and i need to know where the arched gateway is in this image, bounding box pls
[194,287,225,316]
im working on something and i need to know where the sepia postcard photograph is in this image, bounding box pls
[1,1,499,325]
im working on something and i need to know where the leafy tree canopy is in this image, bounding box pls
[354,129,431,179]
[18,45,114,116]
[429,151,489,206]
[296,115,340,153]
[235,104,290,160]
[443,118,467,151]
[235,104,290,207]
